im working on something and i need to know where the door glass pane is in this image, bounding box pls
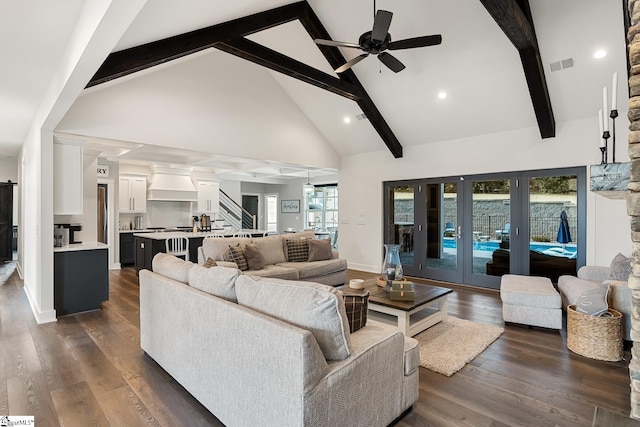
[529,175,578,282]
[426,182,457,271]
[474,179,510,277]
[386,185,414,267]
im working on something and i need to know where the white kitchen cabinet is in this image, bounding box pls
[119,176,147,213]
[197,181,219,214]
[53,140,83,215]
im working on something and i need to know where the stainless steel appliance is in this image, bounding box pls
[55,223,82,244]
[200,214,211,232]
[134,216,143,230]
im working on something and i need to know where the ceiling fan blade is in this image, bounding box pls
[314,39,361,49]
[378,52,405,73]
[335,53,369,73]
[387,34,442,50]
[371,10,393,43]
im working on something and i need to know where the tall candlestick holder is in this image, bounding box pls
[610,109,618,163]
[602,130,610,164]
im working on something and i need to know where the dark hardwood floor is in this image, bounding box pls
[0,261,632,426]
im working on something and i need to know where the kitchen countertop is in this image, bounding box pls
[132,229,268,239]
[54,242,109,252]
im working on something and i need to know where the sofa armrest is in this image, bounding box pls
[331,250,339,259]
[577,266,611,282]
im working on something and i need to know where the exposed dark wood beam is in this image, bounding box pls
[87,0,403,158]
[298,2,403,158]
[87,2,307,87]
[214,38,362,101]
[480,0,555,138]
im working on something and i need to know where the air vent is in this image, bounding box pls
[550,58,574,72]
[356,113,368,121]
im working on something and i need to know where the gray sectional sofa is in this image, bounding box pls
[140,253,420,426]
[196,231,347,286]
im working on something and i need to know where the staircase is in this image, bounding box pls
[218,189,256,230]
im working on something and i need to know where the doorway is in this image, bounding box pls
[242,195,259,229]
[384,167,586,288]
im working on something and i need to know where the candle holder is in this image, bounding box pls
[610,109,618,163]
[600,146,607,165]
[602,131,610,164]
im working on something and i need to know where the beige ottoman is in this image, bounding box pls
[500,274,562,329]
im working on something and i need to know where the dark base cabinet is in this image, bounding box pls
[120,232,135,265]
[134,235,204,273]
[54,248,109,316]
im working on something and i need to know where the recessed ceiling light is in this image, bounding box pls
[594,50,607,59]
[438,91,447,100]
[343,116,352,124]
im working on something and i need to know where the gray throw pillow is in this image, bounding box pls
[608,253,632,281]
[307,239,332,262]
[243,243,265,270]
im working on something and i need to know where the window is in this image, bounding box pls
[265,194,278,232]
[305,185,338,231]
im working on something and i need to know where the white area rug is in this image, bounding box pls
[414,317,504,377]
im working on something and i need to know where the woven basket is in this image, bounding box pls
[566,305,623,362]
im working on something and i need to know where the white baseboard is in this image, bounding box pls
[347,262,379,274]
[23,285,57,324]
[110,262,121,270]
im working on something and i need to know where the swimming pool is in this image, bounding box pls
[442,238,577,257]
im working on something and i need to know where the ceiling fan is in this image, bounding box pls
[314,4,442,74]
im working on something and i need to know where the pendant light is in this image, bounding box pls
[303,171,314,194]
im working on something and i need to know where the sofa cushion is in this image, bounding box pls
[152,253,194,284]
[227,244,249,271]
[277,258,348,280]
[202,237,252,261]
[188,264,239,302]
[609,253,632,281]
[243,243,265,270]
[308,239,332,262]
[243,265,299,280]
[285,239,309,262]
[235,275,351,361]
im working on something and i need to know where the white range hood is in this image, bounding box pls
[147,167,198,202]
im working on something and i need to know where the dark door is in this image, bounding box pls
[242,195,258,229]
[0,183,13,263]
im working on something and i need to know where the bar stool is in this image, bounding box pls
[165,236,189,261]
[233,232,252,238]
[204,234,224,238]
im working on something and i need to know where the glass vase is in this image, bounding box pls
[381,243,403,286]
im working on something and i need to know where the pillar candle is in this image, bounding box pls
[599,109,605,147]
[602,87,609,131]
[612,72,618,110]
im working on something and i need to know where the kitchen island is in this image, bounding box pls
[132,229,268,273]
[54,242,109,316]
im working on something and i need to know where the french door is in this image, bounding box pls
[384,167,585,289]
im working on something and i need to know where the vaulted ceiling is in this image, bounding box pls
[0,0,627,180]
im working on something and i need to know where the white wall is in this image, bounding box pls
[339,116,632,273]
[19,0,146,323]
[56,49,341,171]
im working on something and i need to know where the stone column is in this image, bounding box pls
[629,0,640,419]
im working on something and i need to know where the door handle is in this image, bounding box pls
[457,226,462,239]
